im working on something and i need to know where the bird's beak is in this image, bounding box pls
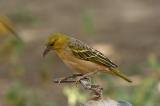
[43,47,50,57]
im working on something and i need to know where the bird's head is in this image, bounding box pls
[43,33,69,57]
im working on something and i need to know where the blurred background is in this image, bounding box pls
[0,0,160,106]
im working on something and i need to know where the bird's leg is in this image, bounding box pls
[75,71,97,84]
[56,73,84,84]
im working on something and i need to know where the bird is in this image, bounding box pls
[43,33,132,83]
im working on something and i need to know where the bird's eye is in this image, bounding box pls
[50,43,54,46]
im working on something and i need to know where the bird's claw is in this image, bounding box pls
[56,77,66,84]
[74,76,89,86]
[58,80,62,84]
[74,78,81,86]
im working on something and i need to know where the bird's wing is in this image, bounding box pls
[68,38,118,68]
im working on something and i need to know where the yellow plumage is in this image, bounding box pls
[43,33,132,83]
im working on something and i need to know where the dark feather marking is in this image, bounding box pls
[68,38,118,68]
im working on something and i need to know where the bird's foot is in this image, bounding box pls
[74,76,90,86]
[56,77,66,84]
[74,76,84,86]
[74,71,97,86]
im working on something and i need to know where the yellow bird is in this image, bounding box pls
[43,33,132,83]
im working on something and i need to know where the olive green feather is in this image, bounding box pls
[68,38,118,68]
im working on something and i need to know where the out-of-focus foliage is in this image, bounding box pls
[82,11,95,36]
[63,86,87,106]
[9,7,40,27]
[3,36,24,77]
[148,54,160,71]
[4,81,56,106]
[0,14,24,77]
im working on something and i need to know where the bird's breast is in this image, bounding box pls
[55,48,106,73]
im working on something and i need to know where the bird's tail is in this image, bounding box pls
[109,68,132,83]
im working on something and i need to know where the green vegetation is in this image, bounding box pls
[9,6,40,27]
[82,11,95,36]
[4,81,56,106]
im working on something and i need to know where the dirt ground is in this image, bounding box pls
[0,0,160,105]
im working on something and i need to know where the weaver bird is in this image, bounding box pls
[43,33,132,83]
